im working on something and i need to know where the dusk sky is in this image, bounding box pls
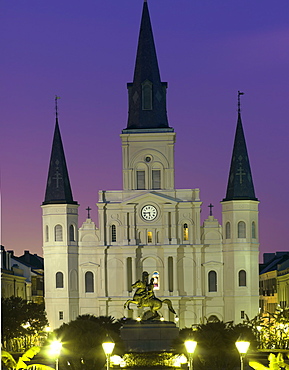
[1,0,289,259]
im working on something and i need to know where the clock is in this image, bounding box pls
[141,205,158,221]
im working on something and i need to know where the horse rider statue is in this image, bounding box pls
[124,271,176,320]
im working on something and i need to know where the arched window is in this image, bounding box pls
[56,272,64,288]
[55,225,63,241]
[45,225,49,242]
[111,225,116,242]
[152,170,161,189]
[152,271,159,290]
[85,271,94,293]
[142,80,152,110]
[238,221,246,238]
[239,270,246,287]
[208,270,217,292]
[183,223,189,241]
[136,170,145,190]
[252,221,256,239]
[147,231,153,243]
[69,225,75,242]
[225,222,231,239]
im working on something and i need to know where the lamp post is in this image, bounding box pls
[235,337,250,370]
[50,340,62,370]
[102,337,115,370]
[184,339,197,370]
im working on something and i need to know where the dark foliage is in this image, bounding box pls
[50,314,123,370]
[1,296,48,351]
[174,319,256,370]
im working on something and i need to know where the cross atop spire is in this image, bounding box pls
[208,203,214,216]
[86,206,91,219]
[55,95,60,119]
[238,91,244,114]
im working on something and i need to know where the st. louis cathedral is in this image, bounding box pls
[42,1,259,329]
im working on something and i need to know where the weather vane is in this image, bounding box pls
[55,95,61,119]
[238,91,244,114]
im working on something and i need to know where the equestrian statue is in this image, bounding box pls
[124,271,176,320]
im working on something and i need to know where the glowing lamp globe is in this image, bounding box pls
[102,341,115,355]
[185,340,197,354]
[235,340,250,355]
[50,340,62,356]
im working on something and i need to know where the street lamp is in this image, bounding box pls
[50,340,62,370]
[184,339,197,370]
[102,337,115,370]
[235,336,250,370]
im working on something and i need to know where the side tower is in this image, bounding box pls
[42,107,79,329]
[221,92,259,323]
[121,0,176,192]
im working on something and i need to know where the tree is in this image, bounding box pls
[52,315,123,370]
[243,308,289,350]
[1,297,48,352]
[174,318,256,370]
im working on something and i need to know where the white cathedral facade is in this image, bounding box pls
[42,2,260,329]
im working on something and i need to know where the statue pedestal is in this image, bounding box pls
[120,321,179,352]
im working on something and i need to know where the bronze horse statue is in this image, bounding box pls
[124,280,176,320]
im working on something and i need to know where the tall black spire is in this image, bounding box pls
[223,92,257,202]
[43,100,77,205]
[126,1,170,130]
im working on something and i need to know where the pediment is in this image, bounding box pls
[202,261,223,266]
[122,191,182,205]
[80,262,100,268]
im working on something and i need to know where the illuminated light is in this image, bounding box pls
[147,231,152,243]
[50,340,62,356]
[102,337,115,370]
[49,340,62,370]
[102,341,115,356]
[160,317,165,321]
[175,316,179,323]
[173,354,187,367]
[185,340,197,354]
[136,317,141,322]
[44,326,52,332]
[235,340,250,355]
[110,355,122,365]
[120,360,127,368]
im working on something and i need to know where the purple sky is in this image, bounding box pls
[1,0,289,259]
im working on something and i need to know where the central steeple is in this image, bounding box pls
[126,1,170,130]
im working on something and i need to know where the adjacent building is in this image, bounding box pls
[42,1,260,329]
[259,252,289,314]
[1,246,44,303]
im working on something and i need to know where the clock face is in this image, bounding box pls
[141,205,158,221]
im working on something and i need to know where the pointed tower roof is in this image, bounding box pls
[43,118,77,205]
[223,93,257,202]
[125,1,171,130]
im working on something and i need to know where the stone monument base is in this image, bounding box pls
[120,320,179,352]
